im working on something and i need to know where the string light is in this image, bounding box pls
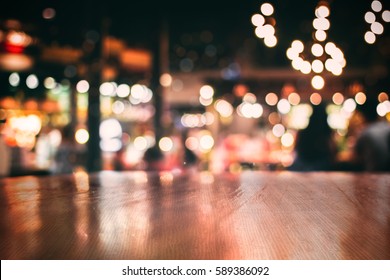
[251,2,278,47]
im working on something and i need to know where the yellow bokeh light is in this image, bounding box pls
[332,92,344,105]
[199,85,214,99]
[264,35,277,47]
[371,22,384,35]
[277,99,291,114]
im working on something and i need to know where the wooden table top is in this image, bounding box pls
[0,170,389,260]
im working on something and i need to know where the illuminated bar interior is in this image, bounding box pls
[0,1,389,175]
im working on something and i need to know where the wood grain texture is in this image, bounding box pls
[0,170,389,260]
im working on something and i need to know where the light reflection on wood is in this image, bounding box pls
[0,171,389,260]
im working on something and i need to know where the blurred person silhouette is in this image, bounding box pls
[352,97,390,171]
[289,103,337,171]
[0,118,11,177]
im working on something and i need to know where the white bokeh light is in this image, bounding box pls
[311,75,325,90]
[383,10,390,22]
[199,85,214,99]
[260,3,274,16]
[75,128,89,144]
[76,80,90,93]
[251,14,265,26]
[365,11,376,23]
[116,84,130,98]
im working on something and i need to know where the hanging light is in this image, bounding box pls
[251,2,278,47]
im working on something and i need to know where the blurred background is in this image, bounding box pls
[0,0,389,175]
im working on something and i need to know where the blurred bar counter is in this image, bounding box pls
[0,170,389,260]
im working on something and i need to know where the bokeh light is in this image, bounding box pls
[378,92,389,102]
[272,124,285,138]
[42,8,56,20]
[343,98,357,113]
[277,99,291,114]
[215,99,234,117]
[199,85,214,99]
[44,77,56,89]
[76,80,90,93]
[75,128,89,144]
[364,31,376,44]
[134,136,148,151]
[316,5,330,18]
[199,134,214,151]
[371,1,382,13]
[288,92,301,105]
[332,92,344,105]
[100,82,116,96]
[9,72,20,86]
[355,92,367,105]
[365,11,376,23]
[383,10,390,22]
[251,14,265,26]
[26,74,39,89]
[311,75,325,90]
[99,118,122,139]
[281,132,294,148]
[185,136,199,151]
[116,84,130,98]
[160,73,172,87]
[260,3,274,16]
